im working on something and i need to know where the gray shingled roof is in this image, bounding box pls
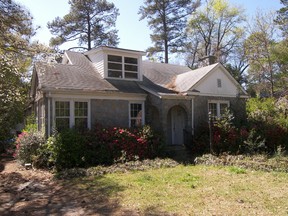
[35,51,146,94]
[35,50,233,96]
[141,61,191,94]
[175,63,219,92]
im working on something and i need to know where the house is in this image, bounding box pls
[30,46,248,146]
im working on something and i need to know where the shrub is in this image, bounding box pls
[15,131,45,165]
[48,129,87,170]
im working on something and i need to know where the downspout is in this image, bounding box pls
[191,98,194,136]
[47,92,51,137]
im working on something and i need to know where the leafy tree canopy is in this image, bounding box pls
[47,0,119,51]
[186,0,245,68]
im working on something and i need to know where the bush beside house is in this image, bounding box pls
[14,124,164,170]
[194,97,288,155]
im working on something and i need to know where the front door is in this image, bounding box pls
[171,107,185,145]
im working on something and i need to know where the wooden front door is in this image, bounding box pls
[171,107,185,145]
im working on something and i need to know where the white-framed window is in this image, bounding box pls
[54,99,90,131]
[74,101,88,129]
[107,54,138,80]
[55,101,70,131]
[208,100,229,120]
[129,102,144,127]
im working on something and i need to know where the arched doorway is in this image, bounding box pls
[168,106,187,145]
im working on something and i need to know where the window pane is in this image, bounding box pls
[55,101,70,117]
[208,103,217,119]
[125,72,138,79]
[75,102,88,117]
[108,62,122,70]
[125,57,137,64]
[130,119,137,128]
[108,70,122,78]
[75,118,88,129]
[125,64,138,71]
[56,118,69,131]
[220,103,228,116]
[130,103,142,127]
[108,55,122,62]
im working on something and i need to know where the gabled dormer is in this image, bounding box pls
[84,46,146,81]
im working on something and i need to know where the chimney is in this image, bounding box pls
[198,55,217,67]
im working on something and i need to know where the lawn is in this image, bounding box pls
[72,164,288,215]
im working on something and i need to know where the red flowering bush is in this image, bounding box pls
[83,125,163,166]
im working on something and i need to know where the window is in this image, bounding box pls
[208,101,229,120]
[108,55,122,78]
[75,102,88,129]
[107,55,138,79]
[217,79,222,88]
[125,57,138,79]
[55,101,70,131]
[54,100,89,131]
[130,103,143,127]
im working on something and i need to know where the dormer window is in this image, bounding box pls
[107,54,138,79]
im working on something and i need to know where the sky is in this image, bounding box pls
[16,0,282,52]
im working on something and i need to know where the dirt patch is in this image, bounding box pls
[0,157,139,216]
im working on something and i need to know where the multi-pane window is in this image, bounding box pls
[130,103,143,127]
[208,101,229,120]
[208,103,217,120]
[107,55,138,79]
[55,101,70,131]
[124,57,138,79]
[108,55,122,78]
[75,102,88,129]
[55,101,89,131]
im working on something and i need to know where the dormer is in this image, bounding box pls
[84,46,146,81]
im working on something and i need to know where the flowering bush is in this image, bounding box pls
[30,125,164,170]
[83,125,163,166]
[207,98,288,155]
[14,131,45,165]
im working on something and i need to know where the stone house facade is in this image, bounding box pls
[30,46,248,146]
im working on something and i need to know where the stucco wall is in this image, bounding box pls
[91,99,129,128]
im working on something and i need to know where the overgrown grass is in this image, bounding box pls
[70,165,288,215]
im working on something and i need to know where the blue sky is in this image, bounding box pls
[17,0,282,52]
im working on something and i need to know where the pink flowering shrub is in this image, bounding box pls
[83,125,163,166]
[14,131,45,165]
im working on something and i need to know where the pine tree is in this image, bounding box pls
[139,0,200,63]
[48,0,119,50]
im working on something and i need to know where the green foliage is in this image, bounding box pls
[228,166,246,174]
[47,0,119,50]
[15,131,45,165]
[275,0,288,36]
[0,0,36,53]
[186,0,245,67]
[48,129,86,170]
[240,128,266,154]
[0,55,28,141]
[22,113,38,132]
[139,0,200,63]
[30,125,163,170]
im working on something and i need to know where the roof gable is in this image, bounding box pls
[175,63,218,92]
[181,63,247,97]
